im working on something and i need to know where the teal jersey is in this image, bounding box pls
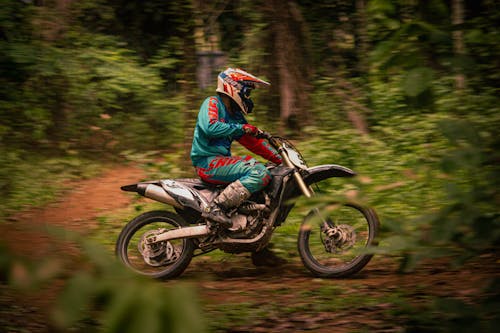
[190,96,247,166]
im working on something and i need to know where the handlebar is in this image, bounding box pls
[256,129,282,151]
[255,130,306,168]
[255,130,272,140]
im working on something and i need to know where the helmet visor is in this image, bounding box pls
[240,85,252,99]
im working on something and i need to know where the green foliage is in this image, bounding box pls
[1,0,500,331]
[388,279,500,332]
[403,67,434,97]
[0,230,204,333]
[1,0,190,153]
[370,116,499,269]
[61,33,184,150]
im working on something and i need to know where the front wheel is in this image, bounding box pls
[298,203,379,278]
[116,210,195,279]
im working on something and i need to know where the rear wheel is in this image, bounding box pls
[116,210,195,279]
[298,203,379,278]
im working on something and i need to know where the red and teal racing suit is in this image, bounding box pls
[190,95,282,193]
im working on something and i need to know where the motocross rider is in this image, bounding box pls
[190,68,285,266]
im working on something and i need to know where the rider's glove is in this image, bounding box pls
[270,154,282,165]
[242,124,259,136]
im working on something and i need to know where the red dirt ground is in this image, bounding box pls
[0,165,498,332]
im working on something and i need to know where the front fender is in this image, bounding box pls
[303,164,356,185]
[274,164,356,226]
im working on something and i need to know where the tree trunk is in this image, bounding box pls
[356,0,368,73]
[267,0,311,133]
[452,0,466,90]
[334,78,370,135]
[273,11,294,131]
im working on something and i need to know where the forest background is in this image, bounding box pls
[1,0,499,332]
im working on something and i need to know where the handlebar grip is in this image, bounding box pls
[256,130,271,139]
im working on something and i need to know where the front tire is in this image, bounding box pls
[298,203,379,278]
[116,210,195,279]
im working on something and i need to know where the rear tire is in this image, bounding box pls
[298,203,379,278]
[116,210,195,279]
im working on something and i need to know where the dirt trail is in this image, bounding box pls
[12,165,145,229]
[0,165,148,332]
[1,165,145,256]
[1,165,498,332]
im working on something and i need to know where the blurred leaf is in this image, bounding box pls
[403,67,434,97]
[53,272,95,328]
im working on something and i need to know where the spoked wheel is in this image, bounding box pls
[116,210,195,279]
[298,203,379,278]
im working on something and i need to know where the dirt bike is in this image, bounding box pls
[116,131,379,279]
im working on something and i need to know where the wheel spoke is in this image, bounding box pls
[116,211,195,279]
[298,203,378,278]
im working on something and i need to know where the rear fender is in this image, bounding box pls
[160,179,208,211]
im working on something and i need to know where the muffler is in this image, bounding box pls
[143,184,181,208]
[122,183,181,208]
[147,225,210,244]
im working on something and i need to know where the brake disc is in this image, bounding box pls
[139,229,180,266]
[322,224,356,254]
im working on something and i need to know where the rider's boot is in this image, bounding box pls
[203,180,251,228]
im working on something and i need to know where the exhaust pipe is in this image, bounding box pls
[147,225,210,243]
[122,182,211,243]
[143,184,182,208]
[122,183,181,208]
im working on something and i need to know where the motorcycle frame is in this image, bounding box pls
[120,138,356,248]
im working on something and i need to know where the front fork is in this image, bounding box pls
[280,150,328,223]
[281,151,339,242]
[280,150,313,198]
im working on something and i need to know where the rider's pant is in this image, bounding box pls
[194,155,271,193]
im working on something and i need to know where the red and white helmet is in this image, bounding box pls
[216,68,270,114]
